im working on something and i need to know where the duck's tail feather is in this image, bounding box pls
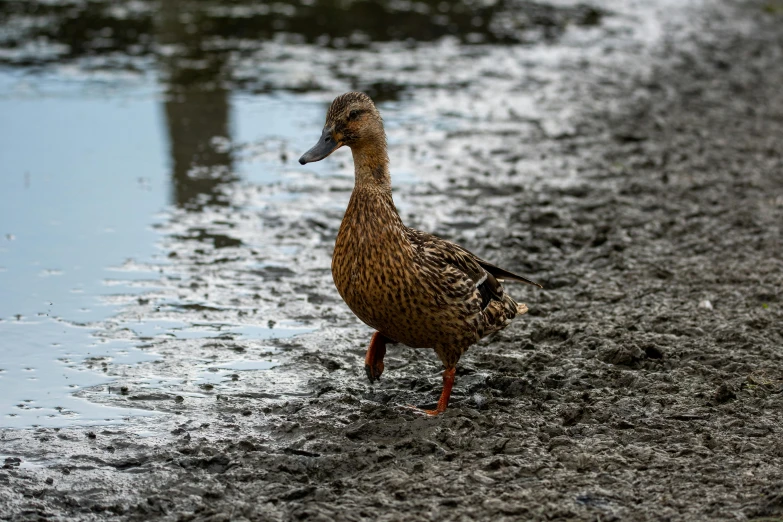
[502,293,527,320]
[477,261,543,289]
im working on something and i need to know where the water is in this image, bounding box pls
[0,319,159,428]
[0,69,326,428]
[119,318,311,340]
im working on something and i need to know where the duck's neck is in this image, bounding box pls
[350,141,392,193]
[344,141,404,230]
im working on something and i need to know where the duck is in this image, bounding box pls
[299,92,541,415]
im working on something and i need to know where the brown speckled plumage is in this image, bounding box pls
[299,92,541,414]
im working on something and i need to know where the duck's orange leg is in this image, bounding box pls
[409,367,456,416]
[365,332,390,383]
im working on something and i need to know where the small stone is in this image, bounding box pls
[3,457,21,469]
[715,383,736,403]
[599,342,643,365]
[699,300,713,310]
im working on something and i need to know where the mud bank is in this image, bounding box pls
[2,1,783,520]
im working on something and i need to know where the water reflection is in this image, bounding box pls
[157,0,234,210]
[163,87,233,209]
[0,0,602,68]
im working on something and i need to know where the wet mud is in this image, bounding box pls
[2,0,783,520]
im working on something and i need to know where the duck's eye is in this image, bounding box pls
[348,109,364,121]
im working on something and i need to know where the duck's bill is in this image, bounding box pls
[299,128,340,165]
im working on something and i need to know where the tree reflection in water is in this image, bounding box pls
[157,0,234,210]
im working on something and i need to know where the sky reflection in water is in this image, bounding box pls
[0,69,325,428]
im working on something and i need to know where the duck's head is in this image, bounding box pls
[299,92,383,165]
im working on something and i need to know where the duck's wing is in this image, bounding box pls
[406,229,540,309]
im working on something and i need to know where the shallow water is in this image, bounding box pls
[0,67,331,427]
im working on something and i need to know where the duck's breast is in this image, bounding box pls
[332,217,413,330]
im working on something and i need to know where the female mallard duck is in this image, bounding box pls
[299,92,541,415]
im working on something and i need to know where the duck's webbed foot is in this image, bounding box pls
[365,332,390,383]
[406,367,456,416]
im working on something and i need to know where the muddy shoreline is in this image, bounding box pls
[2,1,783,520]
